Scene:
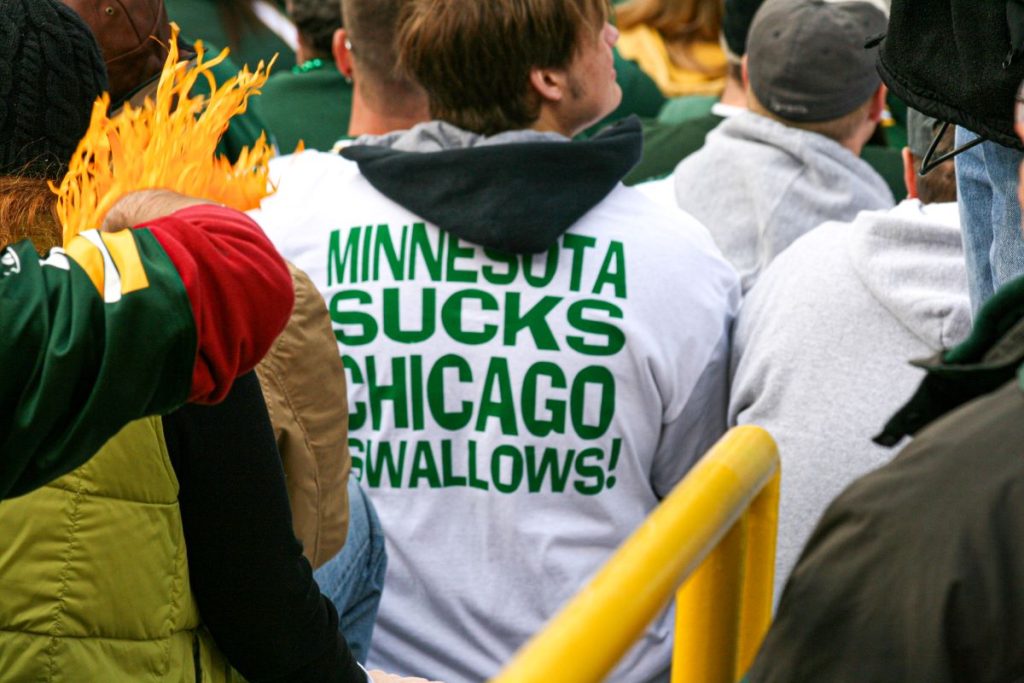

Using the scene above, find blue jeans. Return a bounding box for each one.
[314,477,388,665]
[954,126,1024,312]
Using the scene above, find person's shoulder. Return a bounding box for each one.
[581,183,739,289]
[670,114,754,174]
[260,70,303,95]
[595,183,716,246]
[262,67,348,95]
[255,150,364,238]
[767,218,853,267]
[897,379,1024,477]
[648,115,720,150]
[268,148,361,188]
[740,220,852,316]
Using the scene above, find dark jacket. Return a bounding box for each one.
[747,274,1024,682]
[165,372,363,683]
[878,0,1024,149]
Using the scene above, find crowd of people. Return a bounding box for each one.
[1,0,1022,681]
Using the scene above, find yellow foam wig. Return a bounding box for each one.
[55,26,281,245]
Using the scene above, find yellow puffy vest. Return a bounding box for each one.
[0,417,241,682]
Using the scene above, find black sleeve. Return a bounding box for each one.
[162,372,365,683]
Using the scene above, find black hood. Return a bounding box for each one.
[340,117,642,254]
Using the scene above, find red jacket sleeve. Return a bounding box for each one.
[142,205,294,404]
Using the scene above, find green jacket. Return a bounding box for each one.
[0,417,241,682]
[166,0,296,74]
[0,232,194,499]
[624,112,721,184]
[656,95,717,124]
[259,60,353,153]
[0,206,294,500]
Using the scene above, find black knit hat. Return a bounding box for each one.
[722,0,765,61]
[0,0,109,179]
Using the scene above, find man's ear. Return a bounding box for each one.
[741,54,750,89]
[332,28,354,80]
[868,84,888,123]
[901,147,919,199]
[529,66,568,104]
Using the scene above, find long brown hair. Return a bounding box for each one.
[0,177,61,255]
[616,0,723,73]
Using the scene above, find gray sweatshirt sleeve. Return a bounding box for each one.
[649,323,732,499]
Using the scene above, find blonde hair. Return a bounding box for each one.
[616,0,724,74]
[0,177,61,255]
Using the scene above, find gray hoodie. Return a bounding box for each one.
[673,111,895,292]
[729,200,971,601]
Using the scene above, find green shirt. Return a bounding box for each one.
[166,0,297,73]
[624,112,723,184]
[657,95,718,124]
[0,231,195,500]
[259,59,353,153]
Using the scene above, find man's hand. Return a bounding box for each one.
[367,670,443,683]
[102,189,215,232]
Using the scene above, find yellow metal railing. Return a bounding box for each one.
[491,426,780,683]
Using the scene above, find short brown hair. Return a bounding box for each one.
[916,158,957,204]
[289,0,342,58]
[344,0,416,91]
[749,90,873,145]
[913,123,957,204]
[398,0,609,135]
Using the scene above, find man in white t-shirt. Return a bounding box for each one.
[251,1,740,680]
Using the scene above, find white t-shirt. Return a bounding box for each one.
[252,150,740,683]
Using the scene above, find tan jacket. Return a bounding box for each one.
[257,263,349,569]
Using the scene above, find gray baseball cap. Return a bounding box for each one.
[747,0,888,123]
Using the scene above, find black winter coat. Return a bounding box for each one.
[879,0,1024,149]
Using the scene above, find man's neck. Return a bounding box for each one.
[347,87,430,137]
[718,75,746,109]
[529,108,577,139]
